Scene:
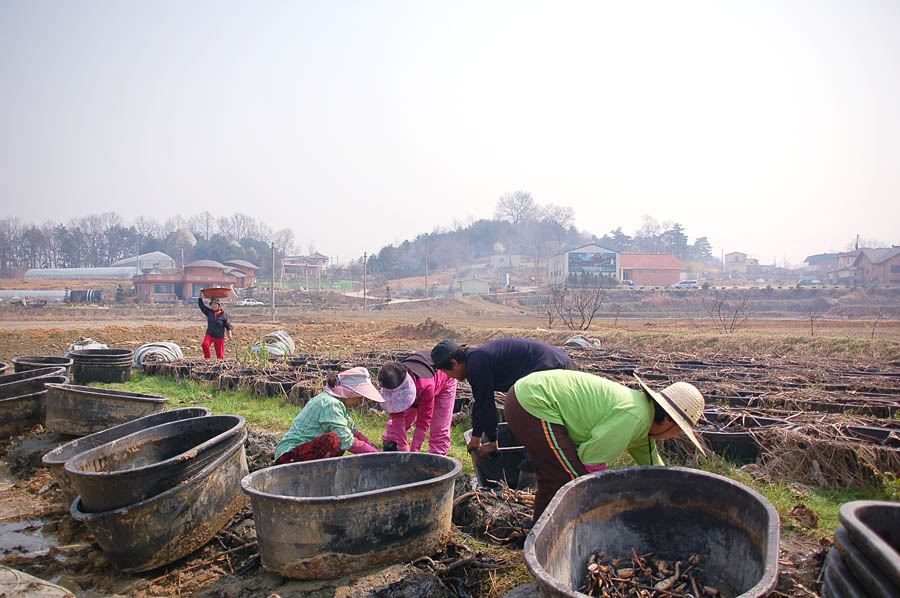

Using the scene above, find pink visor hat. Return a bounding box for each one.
[327,367,384,403]
[380,373,417,414]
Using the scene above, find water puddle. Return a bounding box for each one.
[0,518,57,555]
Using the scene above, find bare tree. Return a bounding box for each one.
[699,290,751,334]
[495,191,538,225]
[806,302,822,337]
[539,293,558,329]
[548,286,605,331]
[871,308,885,339]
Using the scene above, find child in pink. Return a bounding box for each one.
[378,352,458,455]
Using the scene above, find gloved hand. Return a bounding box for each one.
[584,463,607,473]
[348,438,379,454]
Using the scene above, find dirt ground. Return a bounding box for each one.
[1,297,897,597]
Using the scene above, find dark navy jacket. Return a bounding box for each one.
[198,297,232,339]
[465,338,573,441]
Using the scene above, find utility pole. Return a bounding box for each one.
[363,252,367,310]
[424,247,428,299]
[270,243,275,322]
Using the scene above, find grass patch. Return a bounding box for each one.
[98,373,475,472]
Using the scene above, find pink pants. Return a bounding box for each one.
[383,371,457,455]
[202,334,225,359]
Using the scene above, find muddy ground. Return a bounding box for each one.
[1,298,894,597]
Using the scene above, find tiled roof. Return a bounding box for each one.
[857,248,900,265]
[618,253,684,269]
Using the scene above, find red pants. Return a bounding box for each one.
[202,334,226,359]
[274,432,343,464]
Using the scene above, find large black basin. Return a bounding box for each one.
[0,372,69,437]
[71,429,248,572]
[69,349,134,384]
[0,390,48,437]
[839,500,900,593]
[464,423,529,489]
[698,410,787,464]
[525,467,780,598]
[45,383,169,435]
[12,355,73,374]
[42,407,213,505]
[242,452,461,579]
[65,414,246,512]
[0,367,67,399]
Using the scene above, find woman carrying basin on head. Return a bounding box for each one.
[198,296,233,359]
[274,367,383,464]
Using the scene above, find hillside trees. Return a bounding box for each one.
[0,212,296,276]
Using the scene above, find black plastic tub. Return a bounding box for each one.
[0,390,49,436]
[44,383,169,435]
[823,545,869,598]
[839,501,900,592]
[0,372,69,437]
[241,452,461,579]
[833,524,897,597]
[0,366,67,399]
[70,429,248,573]
[12,355,73,375]
[698,410,787,464]
[42,407,213,506]
[524,466,780,598]
[65,414,246,513]
[464,423,529,489]
[0,362,7,376]
[69,349,134,384]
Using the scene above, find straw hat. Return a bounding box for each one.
[633,373,706,456]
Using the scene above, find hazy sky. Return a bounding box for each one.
[2,0,899,266]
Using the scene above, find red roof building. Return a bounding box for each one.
[133,259,245,303]
[618,254,684,286]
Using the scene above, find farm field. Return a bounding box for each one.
[0,295,898,598]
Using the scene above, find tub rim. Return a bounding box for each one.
[42,406,213,467]
[45,382,169,403]
[240,452,462,504]
[523,465,781,598]
[63,413,246,479]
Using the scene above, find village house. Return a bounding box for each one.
[132,259,245,302]
[548,244,618,287]
[618,253,684,286]
[457,278,492,296]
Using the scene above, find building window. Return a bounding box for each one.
[639,269,644,274]
[892,265,900,274]
[652,269,656,274]
[153,284,173,294]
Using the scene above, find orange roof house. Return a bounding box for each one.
[618,254,684,286]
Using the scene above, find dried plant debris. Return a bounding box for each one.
[579,549,727,598]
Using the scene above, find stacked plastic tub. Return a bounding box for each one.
[12,355,73,375]
[822,500,900,597]
[0,367,69,436]
[42,407,213,505]
[68,349,134,384]
[66,414,249,572]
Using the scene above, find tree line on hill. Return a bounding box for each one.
[0,192,716,281]
[361,191,716,281]
[0,212,294,277]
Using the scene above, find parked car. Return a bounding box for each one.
[240,298,265,306]
[670,280,700,289]
[620,279,635,287]
[797,279,821,287]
